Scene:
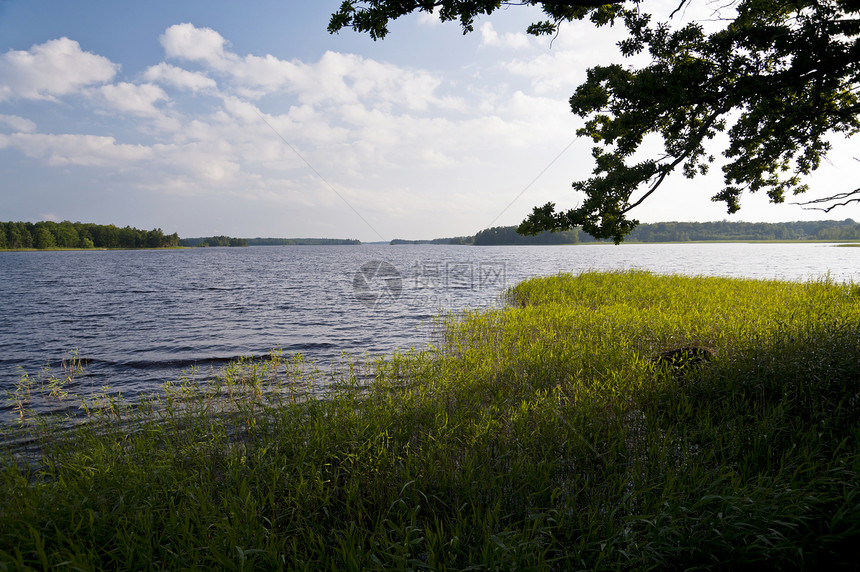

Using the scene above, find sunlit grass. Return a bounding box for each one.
[2,270,859,569]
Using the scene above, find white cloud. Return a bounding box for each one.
[228,52,299,92]
[0,114,37,132]
[498,19,643,96]
[0,133,152,166]
[0,38,118,102]
[143,62,217,92]
[98,82,169,116]
[0,23,617,238]
[260,50,463,112]
[156,24,462,112]
[479,23,532,50]
[160,23,233,68]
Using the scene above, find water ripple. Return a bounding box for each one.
[1,243,856,412]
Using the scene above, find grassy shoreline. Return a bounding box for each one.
[2,271,859,569]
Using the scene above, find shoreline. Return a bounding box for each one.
[0,246,188,252]
[3,239,860,253]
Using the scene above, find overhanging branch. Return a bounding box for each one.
[528,0,625,6]
[621,107,727,214]
[794,156,860,212]
[794,188,860,212]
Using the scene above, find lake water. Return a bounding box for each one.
[1,243,857,417]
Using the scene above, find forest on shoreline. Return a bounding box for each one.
[398,218,860,245]
[179,237,361,247]
[0,221,179,250]
[5,218,859,251]
[0,222,363,251]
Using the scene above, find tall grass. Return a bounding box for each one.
[1,270,858,569]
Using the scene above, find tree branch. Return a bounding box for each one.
[793,157,860,212]
[794,189,860,212]
[669,0,691,19]
[621,107,727,214]
[529,0,625,6]
[622,160,681,213]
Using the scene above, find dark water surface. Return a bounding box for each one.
[1,243,857,414]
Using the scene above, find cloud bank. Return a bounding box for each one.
[0,22,597,239]
[5,16,808,240]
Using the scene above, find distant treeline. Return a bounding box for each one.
[180,237,361,247]
[468,219,860,245]
[474,227,581,245]
[628,219,860,242]
[180,236,249,247]
[245,238,361,246]
[391,236,473,245]
[0,221,180,250]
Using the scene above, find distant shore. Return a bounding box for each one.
[4,239,860,253]
[0,246,187,252]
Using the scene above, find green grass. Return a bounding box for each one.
[2,270,859,570]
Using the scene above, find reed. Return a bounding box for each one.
[1,270,858,569]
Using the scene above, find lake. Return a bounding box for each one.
[1,243,857,417]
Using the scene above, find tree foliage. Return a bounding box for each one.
[473,224,583,244]
[0,221,180,250]
[330,0,860,242]
[328,0,625,40]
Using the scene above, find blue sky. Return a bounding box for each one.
[1,0,857,241]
